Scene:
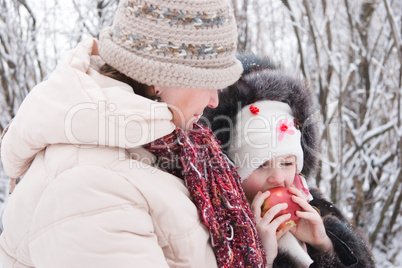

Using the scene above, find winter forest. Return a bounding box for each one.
[0,0,401,267]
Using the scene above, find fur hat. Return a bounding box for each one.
[203,55,320,179]
[98,0,243,90]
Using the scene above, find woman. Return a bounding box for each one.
[0,1,267,267]
[203,57,376,267]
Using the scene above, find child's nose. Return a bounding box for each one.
[267,168,285,187]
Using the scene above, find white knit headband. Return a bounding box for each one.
[229,100,304,182]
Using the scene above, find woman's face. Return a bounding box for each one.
[241,155,297,201]
[156,86,219,130]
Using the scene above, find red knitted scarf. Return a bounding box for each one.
[144,124,267,268]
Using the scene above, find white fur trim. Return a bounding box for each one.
[278,232,314,267]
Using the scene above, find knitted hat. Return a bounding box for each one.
[229,100,304,181]
[99,0,243,90]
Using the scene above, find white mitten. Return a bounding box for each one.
[278,232,313,268]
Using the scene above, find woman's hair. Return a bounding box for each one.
[99,63,159,101]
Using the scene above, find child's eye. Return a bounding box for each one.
[280,162,294,167]
[259,162,270,169]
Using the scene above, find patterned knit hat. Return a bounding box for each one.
[99,0,243,90]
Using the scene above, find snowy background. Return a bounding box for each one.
[0,0,401,266]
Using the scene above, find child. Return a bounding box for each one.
[203,58,375,267]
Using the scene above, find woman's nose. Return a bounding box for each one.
[208,90,219,108]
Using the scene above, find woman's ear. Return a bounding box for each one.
[153,86,165,94]
[151,86,162,102]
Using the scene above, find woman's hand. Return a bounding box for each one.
[250,190,293,266]
[288,185,334,253]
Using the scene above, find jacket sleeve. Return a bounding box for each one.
[307,188,375,268]
[28,166,169,268]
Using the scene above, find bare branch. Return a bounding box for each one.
[370,170,402,244]
[280,0,307,78]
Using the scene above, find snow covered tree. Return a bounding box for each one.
[0,0,400,266]
[234,0,401,266]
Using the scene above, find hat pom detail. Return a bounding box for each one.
[277,119,294,141]
[250,105,259,115]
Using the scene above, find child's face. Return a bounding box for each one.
[241,155,297,201]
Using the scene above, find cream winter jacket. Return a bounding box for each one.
[0,38,218,268]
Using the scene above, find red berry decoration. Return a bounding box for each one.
[250,105,259,115]
[280,123,288,132]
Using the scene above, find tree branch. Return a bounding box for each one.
[280,0,307,78]
[370,170,402,244]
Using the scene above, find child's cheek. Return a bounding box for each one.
[241,181,260,201]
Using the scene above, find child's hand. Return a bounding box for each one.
[250,190,293,266]
[288,186,334,253]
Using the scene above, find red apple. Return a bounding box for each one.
[261,187,301,230]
